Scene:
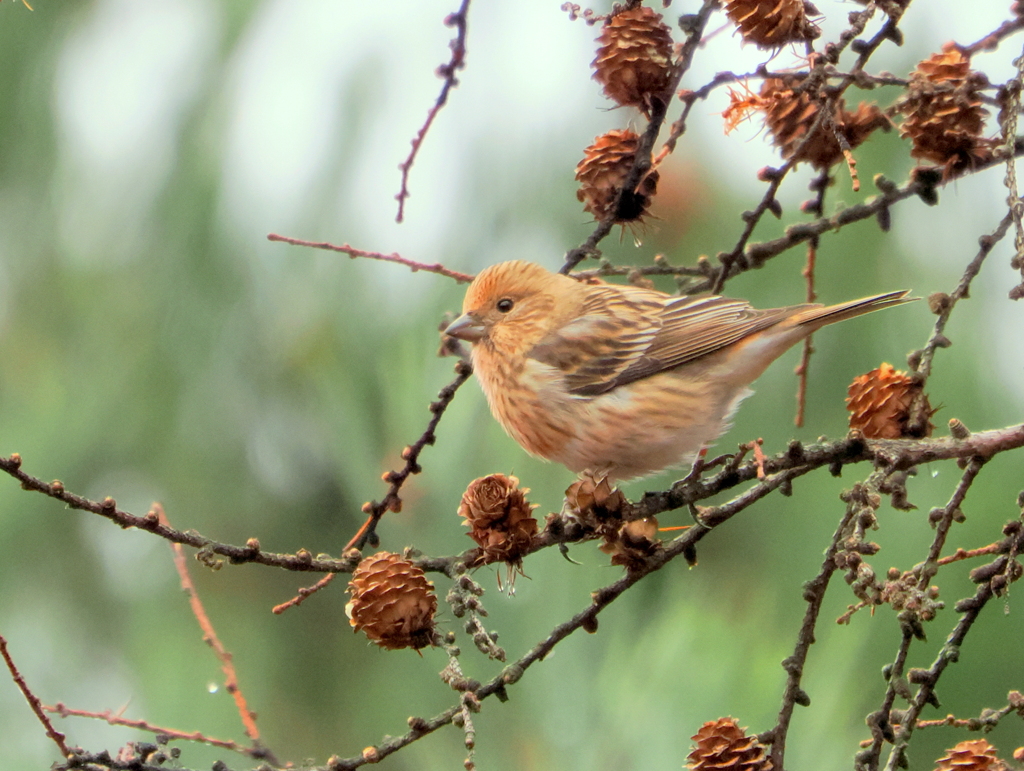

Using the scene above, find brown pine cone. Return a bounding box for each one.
[724,0,820,48]
[592,6,675,114]
[687,717,772,771]
[897,45,998,176]
[346,552,437,650]
[565,472,627,519]
[459,473,538,568]
[759,76,890,169]
[846,363,933,439]
[599,517,661,571]
[934,739,1006,771]
[575,129,659,223]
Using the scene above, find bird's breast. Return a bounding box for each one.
[471,346,577,461]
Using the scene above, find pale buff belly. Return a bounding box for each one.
[475,351,748,481]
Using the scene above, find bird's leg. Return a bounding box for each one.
[677,445,710,488]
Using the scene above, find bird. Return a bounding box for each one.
[445,260,913,482]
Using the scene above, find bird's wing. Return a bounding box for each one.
[526,285,664,395]
[529,287,803,397]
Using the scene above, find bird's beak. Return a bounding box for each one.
[445,313,486,342]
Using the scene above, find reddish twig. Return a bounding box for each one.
[794,240,818,428]
[794,171,827,427]
[936,542,1005,565]
[394,0,472,223]
[267,233,473,283]
[272,572,337,615]
[910,703,1015,730]
[0,633,70,758]
[45,703,265,757]
[741,438,767,479]
[156,504,272,761]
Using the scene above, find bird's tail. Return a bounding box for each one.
[793,290,915,330]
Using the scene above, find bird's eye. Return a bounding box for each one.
[496,298,514,313]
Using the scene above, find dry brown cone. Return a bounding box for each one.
[934,739,1007,771]
[724,0,820,49]
[459,473,538,574]
[346,552,438,651]
[846,362,934,439]
[592,6,675,115]
[898,45,999,177]
[687,717,772,771]
[575,129,659,224]
[599,516,661,571]
[565,472,627,520]
[758,76,891,169]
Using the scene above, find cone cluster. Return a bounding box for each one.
[934,739,1006,771]
[758,76,890,169]
[592,6,675,114]
[724,0,820,48]
[598,517,661,571]
[580,5,675,226]
[565,473,627,517]
[346,552,437,650]
[846,363,933,439]
[575,129,659,223]
[898,45,997,175]
[458,473,538,567]
[687,718,773,771]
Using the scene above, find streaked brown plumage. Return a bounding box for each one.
[446,261,913,481]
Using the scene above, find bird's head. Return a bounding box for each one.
[445,261,578,353]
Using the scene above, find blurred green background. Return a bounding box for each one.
[1,1,1022,769]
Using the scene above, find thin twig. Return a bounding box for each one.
[0,454,360,573]
[858,459,998,771]
[961,15,1024,56]
[46,703,267,758]
[911,210,1013,381]
[271,572,338,615]
[267,233,474,283]
[0,633,70,758]
[395,0,472,223]
[709,0,888,293]
[1001,40,1024,299]
[767,494,860,769]
[157,504,274,762]
[274,361,474,613]
[921,459,987,572]
[910,702,1015,730]
[345,360,473,551]
[794,170,828,427]
[936,542,1005,565]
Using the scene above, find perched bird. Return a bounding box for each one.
[445,261,912,482]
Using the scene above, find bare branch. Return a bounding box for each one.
[46,703,267,758]
[159,504,274,762]
[395,0,472,223]
[267,233,474,283]
[0,634,70,758]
